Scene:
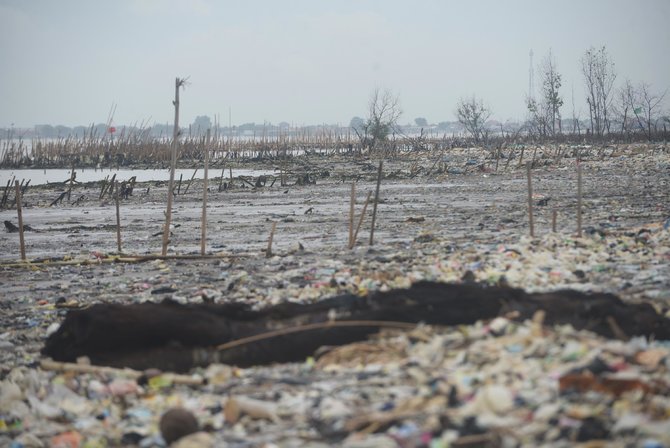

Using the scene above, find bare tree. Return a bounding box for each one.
[541,50,563,135]
[526,50,563,139]
[525,96,551,138]
[633,82,667,139]
[456,95,491,142]
[353,88,402,150]
[581,46,616,136]
[614,79,637,135]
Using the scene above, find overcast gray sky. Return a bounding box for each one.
[1,0,668,128]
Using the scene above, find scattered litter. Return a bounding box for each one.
[1,145,669,446]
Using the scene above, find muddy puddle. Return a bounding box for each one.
[0,167,275,186]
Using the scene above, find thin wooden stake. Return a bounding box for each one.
[66,167,75,201]
[201,129,210,255]
[266,221,277,257]
[162,77,184,256]
[177,173,183,195]
[183,168,198,195]
[531,146,537,167]
[14,181,26,261]
[218,162,225,191]
[369,160,383,245]
[115,181,122,253]
[349,183,355,248]
[552,208,557,233]
[350,191,372,249]
[526,162,535,238]
[577,161,583,238]
[108,174,117,198]
[99,175,108,200]
[1,177,14,209]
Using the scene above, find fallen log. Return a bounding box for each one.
[42,281,670,372]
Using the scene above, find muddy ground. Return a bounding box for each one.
[3,144,669,278]
[2,143,670,357]
[1,143,669,447]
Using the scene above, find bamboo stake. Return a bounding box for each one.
[162,77,184,256]
[218,162,225,191]
[177,173,183,195]
[531,146,537,167]
[201,129,210,255]
[577,161,583,238]
[104,174,117,199]
[266,221,277,257]
[369,161,383,245]
[183,168,198,195]
[349,183,355,248]
[350,191,372,249]
[526,162,535,238]
[66,167,75,201]
[115,181,122,253]
[552,208,557,233]
[2,176,15,208]
[14,181,26,261]
[99,175,108,200]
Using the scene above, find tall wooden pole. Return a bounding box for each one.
[218,162,225,192]
[577,161,583,238]
[552,208,557,233]
[201,129,210,255]
[14,181,26,261]
[266,221,277,258]
[115,181,122,253]
[67,167,75,201]
[349,183,355,248]
[369,160,383,245]
[162,78,182,256]
[350,191,372,249]
[526,162,535,238]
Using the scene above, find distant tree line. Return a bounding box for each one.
[523,46,667,141]
[3,45,667,147]
[346,46,667,151]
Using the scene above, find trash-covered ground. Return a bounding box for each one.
[1,144,670,447]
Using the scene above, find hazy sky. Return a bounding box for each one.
[1,0,668,128]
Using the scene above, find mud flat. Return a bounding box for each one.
[1,144,669,447]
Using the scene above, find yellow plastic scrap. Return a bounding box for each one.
[148,375,173,390]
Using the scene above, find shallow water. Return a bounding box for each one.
[0,167,275,186]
